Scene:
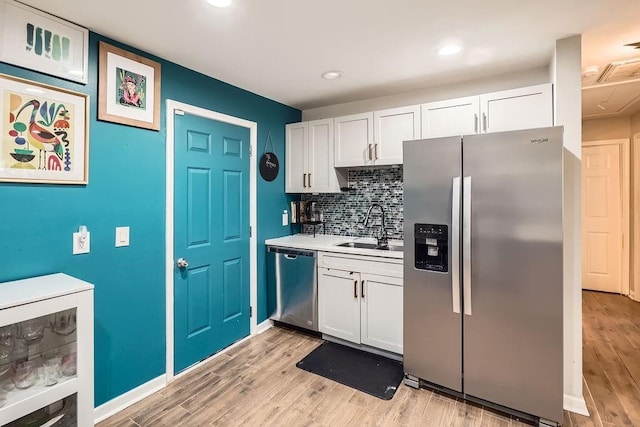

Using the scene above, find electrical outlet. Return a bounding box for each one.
[72,232,90,255]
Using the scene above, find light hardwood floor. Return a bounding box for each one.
[98,291,639,427]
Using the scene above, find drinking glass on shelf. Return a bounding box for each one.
[61,352,77,376]
[0,326,13,360]
[18,319,45,345]
[51,310,76,336]
[12,361,37,389]
[43,358,61,386]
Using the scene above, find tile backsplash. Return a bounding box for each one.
[301,167,403,240]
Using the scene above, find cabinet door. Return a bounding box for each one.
[334,112,374,167]
[421,96,479,138]
[480,83,553,133]
[374,105,421,166]
[308,119,340,193]
[318,268,361,343]
[360,274,403,354]
[285,122,308,193]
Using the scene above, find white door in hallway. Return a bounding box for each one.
[582,144,622,293]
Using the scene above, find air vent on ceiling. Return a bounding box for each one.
[597,57,640,84]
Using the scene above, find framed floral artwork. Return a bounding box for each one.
[0,0,89,84]
[0,73,89,183]
[98,42,161,131]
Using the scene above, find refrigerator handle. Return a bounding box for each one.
[451,177,461,314]
[463,176,472,316]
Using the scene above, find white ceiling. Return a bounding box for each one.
[17,0,640,114]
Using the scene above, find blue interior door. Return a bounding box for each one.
[174,112,250,373]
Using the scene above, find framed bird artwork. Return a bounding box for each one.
[0,73,89,184]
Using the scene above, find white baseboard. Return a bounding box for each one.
[256,319,273,334]
[94,375,166,424]
[563,393,589,416]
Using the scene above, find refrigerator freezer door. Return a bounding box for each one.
[403,137,463,393]
[461,127,564,422]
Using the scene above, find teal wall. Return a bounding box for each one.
[0,32,300,405]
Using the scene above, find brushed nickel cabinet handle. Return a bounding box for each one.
[368,144,373,160]
[303,173,307,188]
[474,114,478,134]
[482,113,487,133]
[308,173,312,188]
[374,144,379,160]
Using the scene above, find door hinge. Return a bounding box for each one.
[249,306,253,317]
[175,109,184,116]
[249,226,252,237]
[249,145,253,157]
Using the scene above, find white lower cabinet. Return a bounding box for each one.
[0,273,94,427]
[318,253,403,354]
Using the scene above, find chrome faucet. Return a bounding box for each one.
[363,203,388,247]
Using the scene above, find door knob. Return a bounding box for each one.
[177,258,189,268]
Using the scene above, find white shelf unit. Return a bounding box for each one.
[0,273,94,426]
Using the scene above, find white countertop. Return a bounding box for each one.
[0,273,94,310]
[265,234,403,259]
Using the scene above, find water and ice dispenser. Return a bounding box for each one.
[414,223,448,272]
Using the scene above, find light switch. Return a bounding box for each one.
[115,226,130,247]
[282,210,288,226]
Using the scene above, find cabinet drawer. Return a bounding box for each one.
[318,252,402,279]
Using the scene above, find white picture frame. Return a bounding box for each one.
[0,0,89,84]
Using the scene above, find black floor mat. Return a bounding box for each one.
[296,341,404,400]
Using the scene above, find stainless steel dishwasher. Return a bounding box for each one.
[267,246,318,331]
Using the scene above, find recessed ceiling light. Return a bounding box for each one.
[321,70,342,80]
[207,0,231,7]
[435,45,462,56]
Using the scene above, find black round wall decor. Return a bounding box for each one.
[259,152,279,181]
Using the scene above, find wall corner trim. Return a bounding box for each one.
[563,393,589,416]
[256,319,274,334]
[94,375,166,423]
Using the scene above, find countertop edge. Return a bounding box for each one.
[265,234,404,260]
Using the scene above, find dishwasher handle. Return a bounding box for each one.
[267,246,316,258]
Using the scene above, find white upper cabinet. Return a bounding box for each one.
[285,119,342,193]
[285,122,307,193]
[480,83,553,133]
[335,105,420,167]
[373,105,421,166]
[421,96,480,138]
[334,112,374,167]
[421,83,553,139]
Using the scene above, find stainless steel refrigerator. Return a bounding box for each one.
[403,127,563,424]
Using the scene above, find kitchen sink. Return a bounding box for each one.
[336,242,403,252]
